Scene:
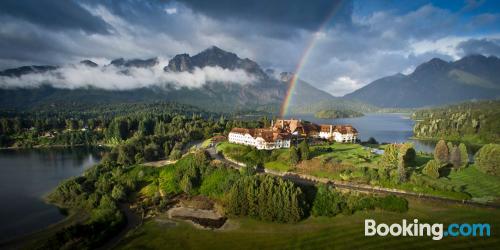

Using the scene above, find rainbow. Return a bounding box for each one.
[279,1,345,118]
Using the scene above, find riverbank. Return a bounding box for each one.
[0,209,88,248]
[0,143,112,150]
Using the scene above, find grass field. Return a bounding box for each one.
[264,160,292,172]
[311,143,380,166]
[447,166,500,203]
[116,199,499,250]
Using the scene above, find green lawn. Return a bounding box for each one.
[311,143,380,166]
[116,199,499,250]
[201,139,212,148]
[447,166,500,202]
[264,161,292,172]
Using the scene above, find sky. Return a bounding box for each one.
[0,0,499,96]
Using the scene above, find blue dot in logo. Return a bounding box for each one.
[444,232,448,237]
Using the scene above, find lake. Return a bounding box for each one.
[289,113,437,153]
[0,147,103,242]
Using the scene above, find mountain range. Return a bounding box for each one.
[0,46,499,113]
[344,55,500,108]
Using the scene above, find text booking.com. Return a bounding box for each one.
[365,219,491,240]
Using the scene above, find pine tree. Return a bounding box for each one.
[289,146,299,165]
[298,140,310,161]
[458,143,468,168]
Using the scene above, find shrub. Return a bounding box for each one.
[474,144,500,176]
[312,185,346,217]
[376,195,408,213]
[423,159,440,179]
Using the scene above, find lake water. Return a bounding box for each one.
[289,113,437,153]
[0,147,103,242]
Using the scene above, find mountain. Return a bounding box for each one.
[80,60,98,67]
[0,65,57,77]
[277,72,378,114]
[344,55,500,108]
[165,46,268,79]
[0,47,284,112]
[0,46,375,114]
[110,57,159,68]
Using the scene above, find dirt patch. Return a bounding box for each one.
[142,159,176,167]
[179,195,215,210]
[168,207,227,229]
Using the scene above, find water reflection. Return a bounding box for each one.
[0,147,103,242]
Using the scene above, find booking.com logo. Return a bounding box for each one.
[365,219,491,240]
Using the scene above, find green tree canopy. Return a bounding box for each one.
[474,144,500,176]
[434,139,449,165]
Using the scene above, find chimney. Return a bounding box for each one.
[330,125,332,134]
[271,119,274,128]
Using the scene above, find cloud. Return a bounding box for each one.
[165,8,178,15]
[175,0,352,31]
[457,38,500,56]
[0,0,110,34]
[0,0,499,98]
[0,60,257,90]
[326,76,363,96]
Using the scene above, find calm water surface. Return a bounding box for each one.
[290,113,437,153]
[0,147,103,242]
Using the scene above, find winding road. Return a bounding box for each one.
[206,145,500,209]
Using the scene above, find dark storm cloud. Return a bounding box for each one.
[175,0,352,30]
[457,38,500,56]
[0,0,499,95]
[0,0,110,34]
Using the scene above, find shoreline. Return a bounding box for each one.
[0,143,113,150]
[0,208,88,249]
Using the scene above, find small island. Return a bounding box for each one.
[314,109,364,119]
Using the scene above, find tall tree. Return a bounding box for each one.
[474,144,500,176]
[434,139,449,165]
[381,144,399,169]
[298,140,310,161]
[423,159,440,179]
[397,143,415,182]
[458,143,468,168]
[449,146,461,169]
[289,146,299,165]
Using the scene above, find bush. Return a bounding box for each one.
[423,159,440,179]
[199,168,240,198]
[311,185,346,217]
[376,195,408,213]
[474,144,500,176]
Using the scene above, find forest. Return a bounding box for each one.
[412,100,500,144]
[314,109,364,119]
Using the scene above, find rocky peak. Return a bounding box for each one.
[279,72,295,82]
[164,54,193,72]
[110,58,158,68]
[165,46,268,79]
[80,60,98,67]
[413,57,450,76]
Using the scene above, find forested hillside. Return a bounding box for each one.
[412,100,500,144]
